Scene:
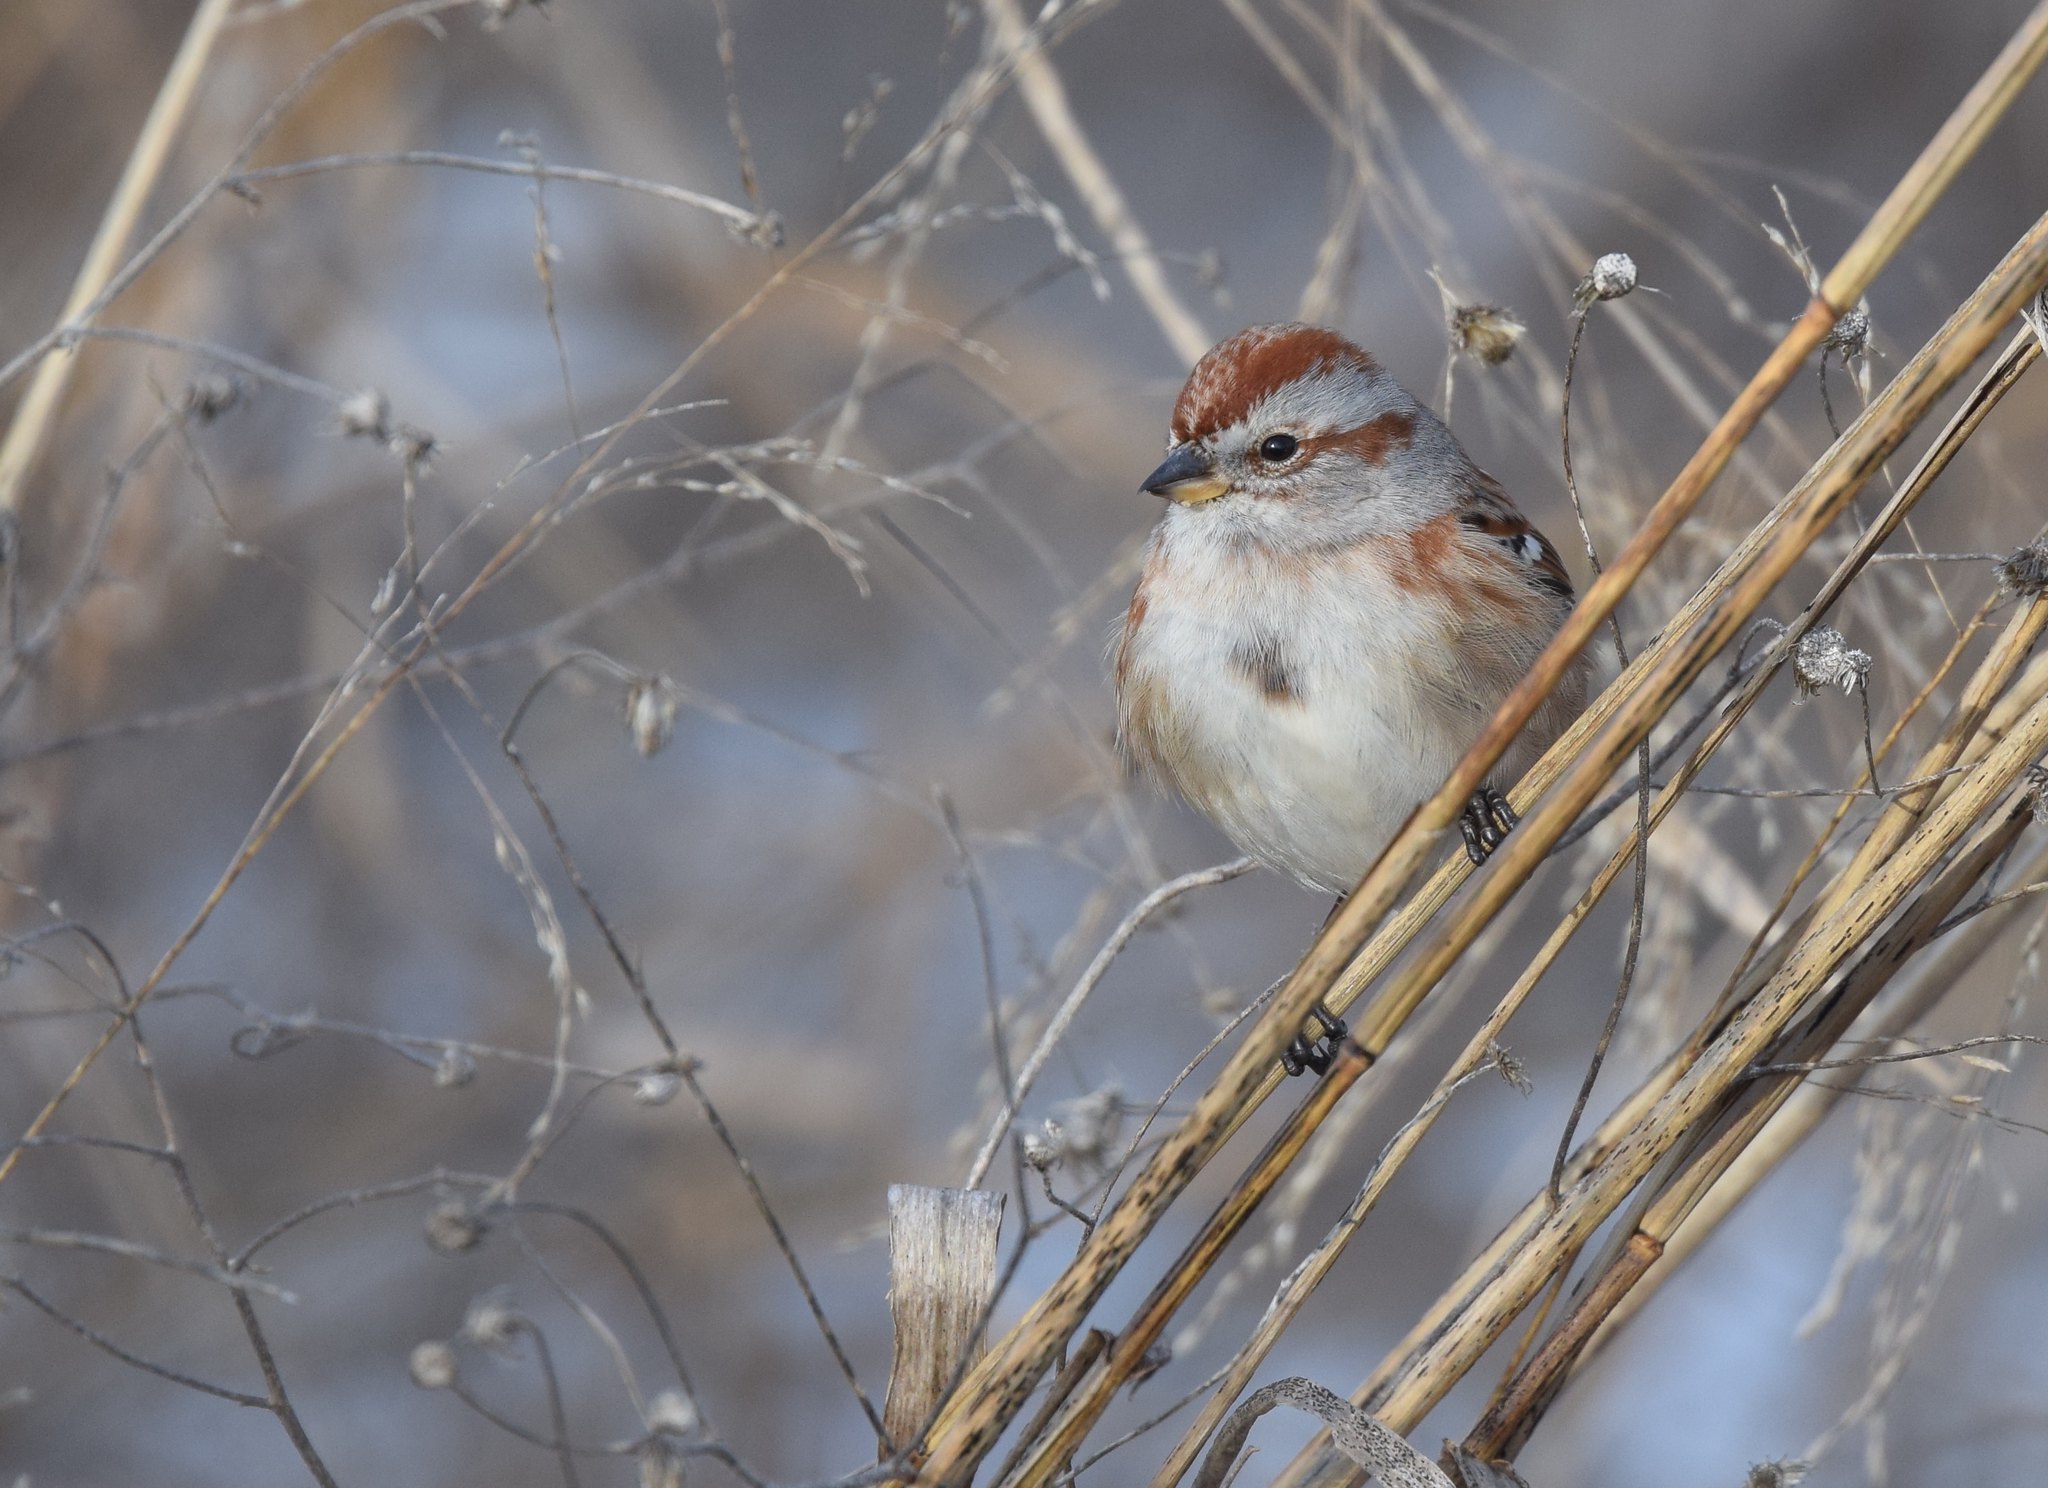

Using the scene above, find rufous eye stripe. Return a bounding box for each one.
[1299,409,1416,467]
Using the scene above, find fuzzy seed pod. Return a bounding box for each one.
[1824,306,1871,359]
[1997,539,2048,599]
[1793,627,1871,697]
[1450,304,1527,366]
[1574,252,1638,310]
[426,1201,484,1253]
[626,675,682,758]
[408,1341,459,1390]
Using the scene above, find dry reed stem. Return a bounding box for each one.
[1185,112,2042,1184]
[0,0,237,514]
[1463,806,2033,1459]
[1580,837,2048,1357]
[1148,538,2024,1479]
[1282,204,2048,1475]
[1330,206,2047,1127]
[983,0,1211,363]
[903,26,2048,1475]
[1928,648,2048,812]
[1297,0,2048,1067]
[1361,713,2048,1446]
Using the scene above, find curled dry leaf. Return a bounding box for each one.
[1193,1377,1455,1488]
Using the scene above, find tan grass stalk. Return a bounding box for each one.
[981,0,1211,364]
[1580,836,2048,1360]
[1362,704,2048,1439]
[0,0,238,514]
[1462,805,2035,1459]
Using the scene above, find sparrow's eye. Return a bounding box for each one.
[1258,433,1300,462]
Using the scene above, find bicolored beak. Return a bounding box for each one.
[1140,443,1230,504]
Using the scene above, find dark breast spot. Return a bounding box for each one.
[1231,630,1303,703]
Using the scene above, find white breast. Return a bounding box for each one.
[1119,515,1469,893]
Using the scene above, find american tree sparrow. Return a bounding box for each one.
[1115,323,1588,969]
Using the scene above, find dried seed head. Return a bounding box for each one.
[626,674,682,758]
[1824,305,1871,360]
[1449,303,1527,366]
[1031,1086,1123,1175]
[1129,1340,1171,1388]
[1745,1462,1809,1488]
[646,1388,700,1436]
[433,1046,477,1088]
[730,211,785,250]
[1997,539,2048,600]
[408,1340,459,1390]
[426,1200,484,1253]
[1793,627,1871,697]
[462,1291,522,1351]
[392,423,437,468]
[337,388,392,442]
[1575,251,1638,309]
[1487,1039,1532,1096]
[632,1071,681,1106]
[183,375,241,422]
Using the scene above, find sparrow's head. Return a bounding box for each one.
[1142,323,1453,540]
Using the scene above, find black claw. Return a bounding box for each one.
[1459,808,1487,865]
[1280,1002,1347,1077]
[1461,788,1520,865]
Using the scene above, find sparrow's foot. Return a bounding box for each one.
[1280,1001,1348,1078]
[1459,786,1519,866]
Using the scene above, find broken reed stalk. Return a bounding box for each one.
[901,14,2048,1477]
[882,1186,1005,1464]
[986,209,2048,1488]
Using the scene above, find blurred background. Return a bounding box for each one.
[2,1,2046,1484]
